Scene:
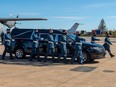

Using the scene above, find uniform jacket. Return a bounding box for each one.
[1,32,4,38]
[103,37,112,50]
[59,34,67,53]
[32,33,40,48]
[4,33,12,46]
[91,36,100,43]
[74,35,82,50]
[47,34,54,48]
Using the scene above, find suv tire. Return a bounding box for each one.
[82,51,90,63]
[15,48,25,59]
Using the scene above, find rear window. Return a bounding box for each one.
[11,29,33,39]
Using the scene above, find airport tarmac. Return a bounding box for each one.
[0,38,116,87]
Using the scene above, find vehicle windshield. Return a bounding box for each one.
[68,34,86,42]
[68,35,75,40]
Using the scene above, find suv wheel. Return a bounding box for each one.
[83,51,90,63]
[15,48,25,59]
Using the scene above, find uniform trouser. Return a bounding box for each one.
[29,47,40,61]
[44,48,55,62]
[103,43,113,57]
[106,48,113,57]
[58,49,67,63]
[71,49,83,64]
[2,45,13,59]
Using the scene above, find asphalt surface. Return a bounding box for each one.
[0,38,116,87]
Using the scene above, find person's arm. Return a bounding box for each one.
[93,36,100,41]
[107,38,112,45]
[33,34,40,40]
[95,38,100,41]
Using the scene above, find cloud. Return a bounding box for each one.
[50,16,89,20]
[107,16,116,19]
[84,2,116,8]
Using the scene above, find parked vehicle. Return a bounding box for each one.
[10,27,106,63]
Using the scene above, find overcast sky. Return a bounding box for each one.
[0,0,116,31]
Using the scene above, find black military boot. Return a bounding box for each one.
[111,54,115,58]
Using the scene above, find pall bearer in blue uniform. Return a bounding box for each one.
[2,29,13,60]
[103,34,115,58]
[29,29,40,61]
[91,33,100,43]
[44,29,55,62]
[70,31,84,64]
[58,30,68,63]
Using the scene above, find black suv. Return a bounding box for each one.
[11,27,106,63]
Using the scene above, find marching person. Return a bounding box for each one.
[57,30,67,63]
[91,33,100,43]
[29,29,40,61]
[44,29,55,62]
[70,31,84,64]
[2,29,13,60]
[103,34,115,58]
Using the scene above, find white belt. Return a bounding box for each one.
[61,42,66,44]
[5,40,11,42]
[48,41,53,43]
[75,42,82,44]
[33,41,38,43]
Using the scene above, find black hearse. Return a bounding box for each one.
[10,27,106,63]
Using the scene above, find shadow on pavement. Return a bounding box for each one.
[71,66,98,72]
[0,55,99,67]
[88,61,99,64]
